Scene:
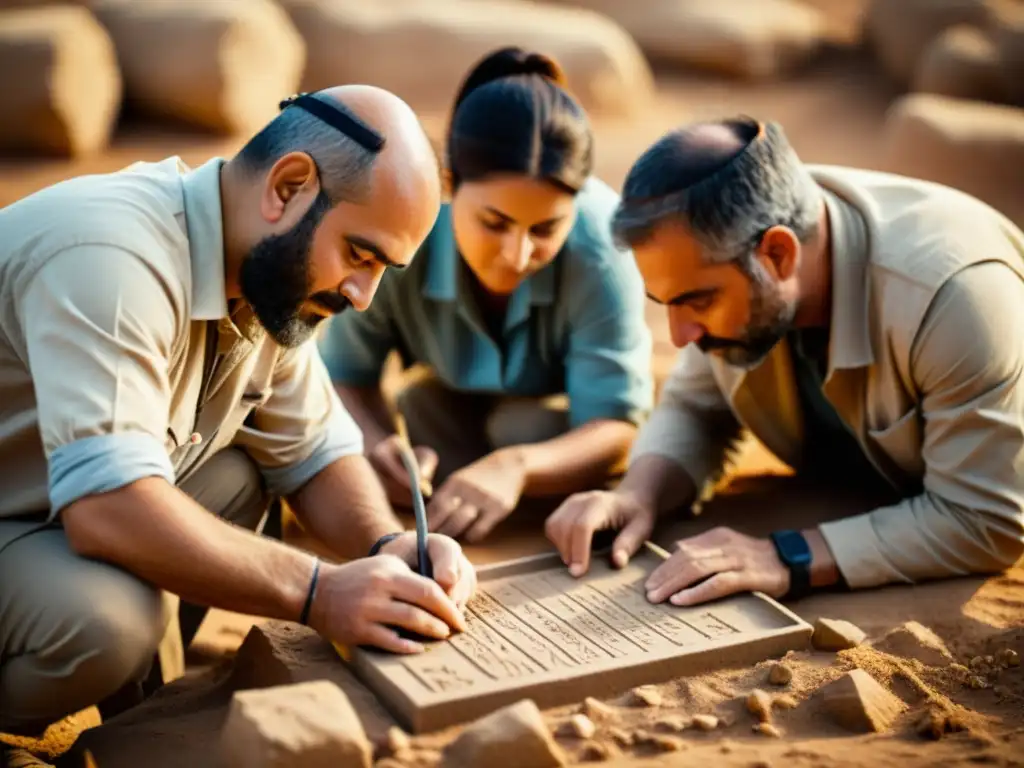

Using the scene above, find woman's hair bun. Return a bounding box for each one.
[453,46,568,110]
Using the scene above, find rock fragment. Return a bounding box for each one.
[692,714,719,731]
[440,699,566,768]
[875,622,953,667]
[629,686,663,707]
[812,618,867,651]
[747,690,774,722]
[819,669,907,733]
[220,680,372,768]
[768,663,793,686]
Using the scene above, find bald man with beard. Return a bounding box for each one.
[0,86,475,751]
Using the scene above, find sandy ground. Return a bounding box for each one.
[2,36,1022,768]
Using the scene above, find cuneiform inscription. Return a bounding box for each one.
[470,589,578,671]
[484,584,605,665]
[449,607,542,680]
[690,611,740,638]
[513,575,637,658]
[535,572,667,652]
[403,661,477,693]
[592,579,711,647]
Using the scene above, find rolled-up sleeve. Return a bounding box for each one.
[22,246,181,515]
[564,258,654,428]
[234,340,363,497]
[317,279,398,387]
[820,262,1024,588]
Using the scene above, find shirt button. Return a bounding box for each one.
[190,432,203,445]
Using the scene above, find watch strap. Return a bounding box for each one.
[770,530,812,601]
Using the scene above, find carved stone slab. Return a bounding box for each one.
[346,545,813,733]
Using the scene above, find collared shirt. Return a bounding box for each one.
[0,156,362,529]
[631,164,1024,589]
[787,191,888,485]
[318,176,654,429]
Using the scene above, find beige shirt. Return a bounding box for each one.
[631,165,1024,589]
[0,156,362,544]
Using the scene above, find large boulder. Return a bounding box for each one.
[912,24,1007,103]
[278,0,654,118]
[91,0,306,135]
[864,0,996,87]
[882,92,1024,225]
[548,0,826,80]
[0,5,121,157]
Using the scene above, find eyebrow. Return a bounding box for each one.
[646,287,719,306]
[483,206,565,228]
[345,234,404,269]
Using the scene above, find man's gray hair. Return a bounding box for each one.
[235,97,378,204]
[612,119,822,264]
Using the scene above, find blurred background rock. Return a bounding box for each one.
[0,0,1020,229]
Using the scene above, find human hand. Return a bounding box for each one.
[644,527,789,606]
[545,489,656,577]
[368,434,438,507]
[377,530,478,611]
[426,449,527,543]
[308,554,467,655]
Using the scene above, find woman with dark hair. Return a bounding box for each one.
[318,46,652,544]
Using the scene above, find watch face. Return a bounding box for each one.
[775,531,812,566]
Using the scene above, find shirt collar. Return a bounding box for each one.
[181,157,229,321]
[819,183,874,377]
[421,204,558,309]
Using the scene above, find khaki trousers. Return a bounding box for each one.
[0,448,268,735]
[395,370,571,484]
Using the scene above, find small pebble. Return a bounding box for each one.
[608,727,633,747]
[768,663,793,686]
[581,697,617,721]
[630,686,663,707]
[996,648,1020,668]
[382,726,411,757]
[774,694,799,710]
[650,735,685,752]
[753,722,782,738]
[579,741,611,762]
[968,675,989,689]
[654,716,689,733]
[969,655,988,672]
[559,714,596,740]
[692,714,719,731]
[747,689,773,722]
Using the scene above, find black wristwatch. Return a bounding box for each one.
[770,530,813,601]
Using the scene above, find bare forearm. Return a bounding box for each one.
[516,420,637,497]
[618,453,699,516]
[289,454,403,560]
[335,384,394,452]
[61,478,314,621]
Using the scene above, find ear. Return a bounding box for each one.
[755,225,800,281]
[260,151,320,224]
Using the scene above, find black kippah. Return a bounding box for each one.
[279,92,386,153]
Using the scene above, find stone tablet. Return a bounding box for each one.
[347,545,813,733]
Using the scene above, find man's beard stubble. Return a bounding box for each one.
[697,257,797,370]
[238,190,352,348]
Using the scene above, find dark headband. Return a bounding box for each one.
[278,92,385,153]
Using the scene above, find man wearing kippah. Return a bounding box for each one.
[0,86,476,763]
[546,117,1024,607]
